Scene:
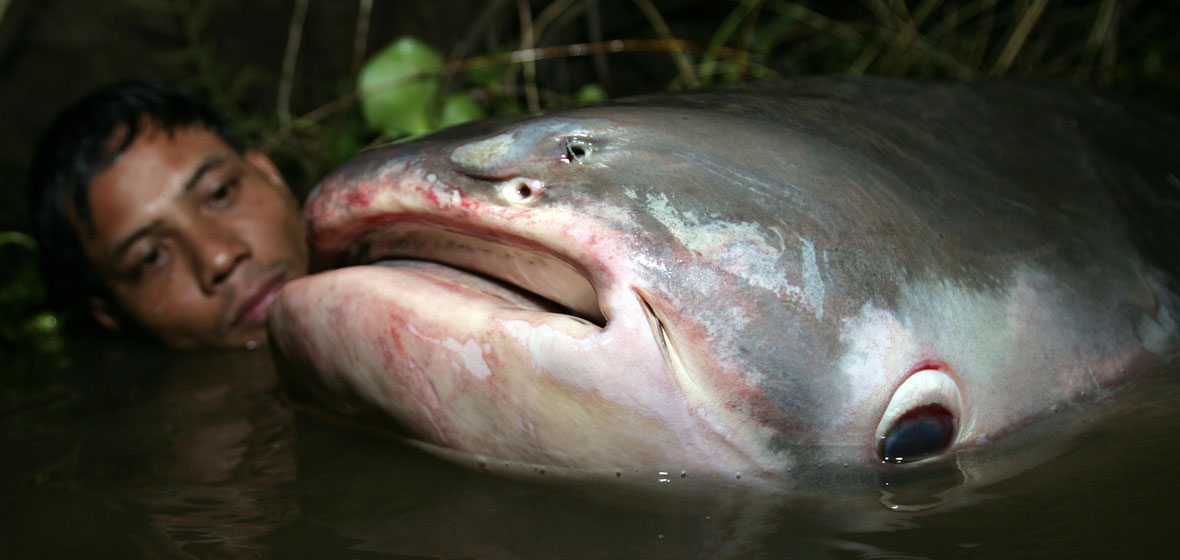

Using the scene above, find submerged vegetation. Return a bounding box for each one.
[1,0,1176,368]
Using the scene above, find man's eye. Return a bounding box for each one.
[208,178,239,208]
[141,247,161,266]
[124,244,167,279]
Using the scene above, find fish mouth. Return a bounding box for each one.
[335,222,608,328]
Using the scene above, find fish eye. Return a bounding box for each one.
[562,137,592,163]
[879,403,956,463]
[876,368,962,464]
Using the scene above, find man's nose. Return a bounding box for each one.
[190,223,250,293]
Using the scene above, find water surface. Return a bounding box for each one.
[2,344,1177,558]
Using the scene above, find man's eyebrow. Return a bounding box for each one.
[184,154,228,193]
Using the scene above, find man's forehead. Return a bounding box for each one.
[76,125,234,250]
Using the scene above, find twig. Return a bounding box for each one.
[990,0,1049,77]
[631,0,700,87]
[352,0,374,76]
[278,0,309,126]
[1085,0,1119,86]
[261,92,357,155]
[518,0,540,113]
[585,0,610,88]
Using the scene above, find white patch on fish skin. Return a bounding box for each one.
[445,338,493,379]
[836,303,916,430]
[799,237,825,321]
[641,192,818,315]
[631,250,669,273]
[407,324,492,379]
[566,226,595,244]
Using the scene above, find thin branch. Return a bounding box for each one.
[351,0,374,76]
[277,0,309,126]
[517,0,540,113]
[990,0,1049,77]
[631,0,700,87]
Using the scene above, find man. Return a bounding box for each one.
[27,81,308,349]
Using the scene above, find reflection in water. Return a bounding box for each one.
[0,345,1178,558]
[117,350,299,559]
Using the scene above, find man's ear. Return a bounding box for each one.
[245,150,286,188]
[89,296,123,332]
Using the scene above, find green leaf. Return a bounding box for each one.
[438,93,485,129]
[358,37,445,137]
[573,83,609,104]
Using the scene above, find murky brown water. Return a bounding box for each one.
[2,344,1178,559]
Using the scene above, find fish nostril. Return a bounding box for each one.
[498,177,545,204]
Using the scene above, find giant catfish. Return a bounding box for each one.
[268,76,1179,493]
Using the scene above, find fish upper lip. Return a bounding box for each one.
[231,272,290,328]
[347,223,607,327]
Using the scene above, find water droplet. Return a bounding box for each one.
[680,471,687,478]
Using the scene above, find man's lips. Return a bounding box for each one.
[232,273,290,328]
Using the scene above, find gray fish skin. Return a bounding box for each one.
[267,76,1179,490]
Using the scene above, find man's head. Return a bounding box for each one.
[28,81,308,349]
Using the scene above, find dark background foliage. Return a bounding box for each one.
[0,0,1176,360]
[2,0,1176,229]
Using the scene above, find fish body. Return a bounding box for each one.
[268,76,1179,489]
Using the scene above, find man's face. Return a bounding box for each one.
[76,124,308,349]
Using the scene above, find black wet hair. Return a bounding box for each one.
[27,80,244,313]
